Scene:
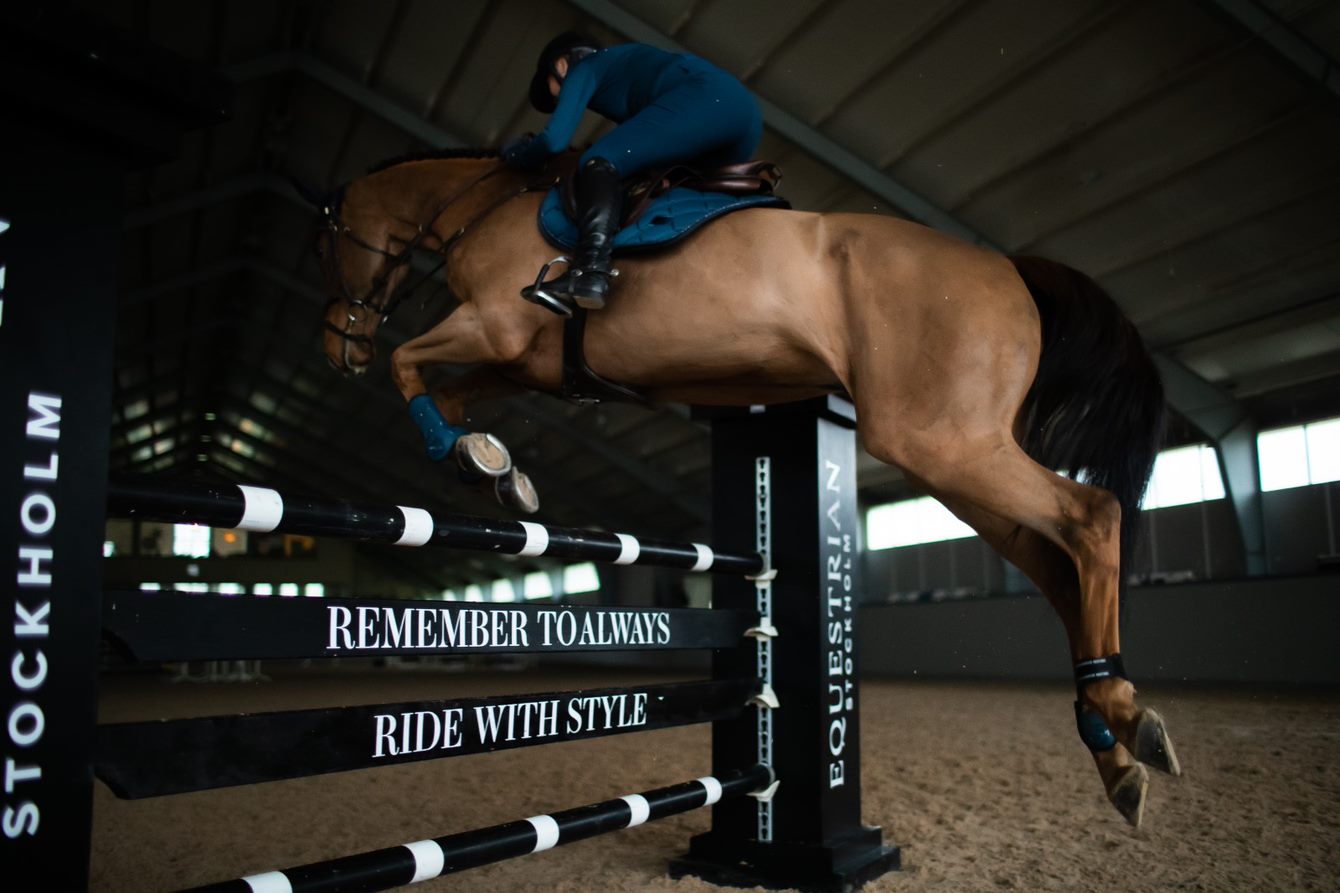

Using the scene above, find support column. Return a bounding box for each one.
[0,11,229,888]
[672,397,900,891]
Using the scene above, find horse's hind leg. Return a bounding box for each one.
[870,429,1176,826]
[921,487,1177,825]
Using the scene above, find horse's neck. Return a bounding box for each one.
[378,160,523,233]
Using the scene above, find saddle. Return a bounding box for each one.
[561,160,784,229]
[550,159,786,407]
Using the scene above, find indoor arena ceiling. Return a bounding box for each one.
[87,0,1340,587]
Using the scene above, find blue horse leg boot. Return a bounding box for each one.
[408,394,467,461]
[1074,701,1118,753]
[569,156,623,310]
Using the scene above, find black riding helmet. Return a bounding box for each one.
[528,31,602,114]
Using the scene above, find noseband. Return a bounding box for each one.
[321,165,558,372]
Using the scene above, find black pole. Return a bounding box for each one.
[672,397,901,891]
[181,765,773,893]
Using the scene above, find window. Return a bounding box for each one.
[1141,444,1225,509]
[139,582,162,591]
[278,583,300,597]
[464,584,485,602]
[491,579,518,603]
[103,541,115,557]
[172,524,210,558]
[216,583,246,595]
[562,563,600,594]
[866,497,975,550]
[523,571,554,600]
[253,583,274,596]
[304,583,325,598]
[1260,417,1340,492]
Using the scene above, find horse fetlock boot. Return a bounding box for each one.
[454,433,512,481]
[1133,708,1181,777]
[570,156,622,310]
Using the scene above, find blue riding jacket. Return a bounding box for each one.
[506,43,762,177]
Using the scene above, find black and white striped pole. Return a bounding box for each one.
[181,766,773,893]
[107,474,764,575]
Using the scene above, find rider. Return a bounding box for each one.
[502,33,763,313]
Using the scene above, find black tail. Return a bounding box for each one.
[1010,256,1166,595]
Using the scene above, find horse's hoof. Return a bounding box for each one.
[1107,763,1148,829]
[496,467,540,514]
[1134,708,1182,777]
[455,433,512,480]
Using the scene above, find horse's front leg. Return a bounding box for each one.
[389,307,540,513]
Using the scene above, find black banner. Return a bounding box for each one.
[96,678,757,799]
[103,590,759,659]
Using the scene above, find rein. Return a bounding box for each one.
[322,164,557,367]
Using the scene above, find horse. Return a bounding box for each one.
[308,147,1179,829]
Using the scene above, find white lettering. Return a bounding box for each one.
[10,651,46,691]
[25,394,62,441]
[2,803,39,838]
[19,493,54,537]
[4,758,41,793]
[8,702,43,747]
[16,548,52,587]
[327,606,353,650]
[22,452,58,481]
[13,600,50,637]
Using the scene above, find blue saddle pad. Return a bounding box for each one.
[538,185,789,253]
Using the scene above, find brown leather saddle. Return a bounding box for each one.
[560,160,784,406]
[561,159,783,228]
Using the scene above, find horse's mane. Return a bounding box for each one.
[366,147,499,175]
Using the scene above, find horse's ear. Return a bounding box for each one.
[288,175,331,211]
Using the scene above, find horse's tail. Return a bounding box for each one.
[1010,255,1166,594]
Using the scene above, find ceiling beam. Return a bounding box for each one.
[1207,0,1340,99]
[226,51,469,149]
[123,172,307,229]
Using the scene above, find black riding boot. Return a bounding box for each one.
[568,156,622,309]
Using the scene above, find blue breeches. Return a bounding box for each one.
[582,73,763,177]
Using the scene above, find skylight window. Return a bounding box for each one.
[491,579,518,603]
[562,563,600,594]
[865,497,975,550]
[1259,417,1340,492]
[524,571,554,600]
[172,524,210,558]
[1141,444,1226,509]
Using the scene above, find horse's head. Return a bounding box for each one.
[303,179,416,376]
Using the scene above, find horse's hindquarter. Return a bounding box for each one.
[824,213,1043,438]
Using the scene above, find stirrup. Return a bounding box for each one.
[520,256,574,318]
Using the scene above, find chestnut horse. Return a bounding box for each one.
[312,148,1179,828]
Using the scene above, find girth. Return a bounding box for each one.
[561,308,651,406]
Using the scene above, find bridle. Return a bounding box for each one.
[320,163,557,372]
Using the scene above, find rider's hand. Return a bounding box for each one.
[501,132,538,169]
